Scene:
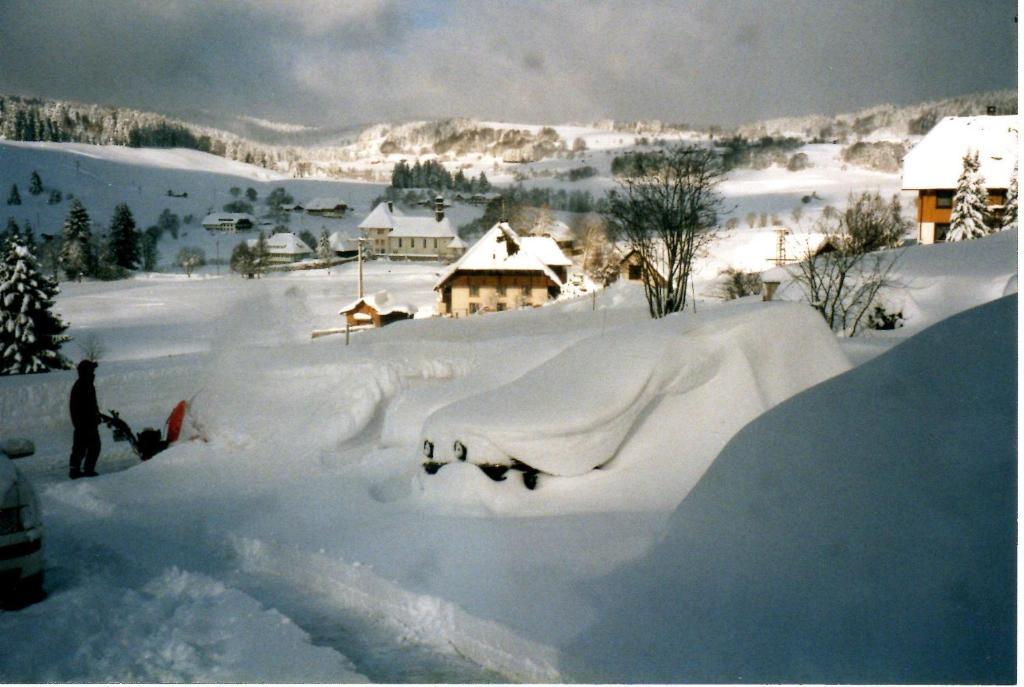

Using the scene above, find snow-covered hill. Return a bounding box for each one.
[7,90,1013,184]
[0,141,392,268]
[736,88,1017,141]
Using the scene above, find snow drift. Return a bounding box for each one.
[413,302,851,512]
[560,295,1017,683]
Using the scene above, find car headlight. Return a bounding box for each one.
[19,501,39,530]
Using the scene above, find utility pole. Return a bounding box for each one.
[357,238,366,298]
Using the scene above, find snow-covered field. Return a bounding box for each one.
[0,143,1016,682]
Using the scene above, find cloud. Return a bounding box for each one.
[0,0,1016,128]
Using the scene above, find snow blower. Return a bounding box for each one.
[100,400,188,461]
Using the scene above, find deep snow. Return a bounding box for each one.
[0,142,1017,683]
[561,295,1017,683]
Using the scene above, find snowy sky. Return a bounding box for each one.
[0,0,1017,128]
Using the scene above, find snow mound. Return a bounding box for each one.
[562,295,1016,683]
[415,302,850,511]
[0,567,367,683]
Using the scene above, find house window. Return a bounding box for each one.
[398,238,403,248]
[469,283,479,297]
[469,303,479,314]
[935,223,950,242]
[935,191,954,209]
[497,284,506,296]
[423,239,427,248]
[628,264,642,281]
[496,303,506,312]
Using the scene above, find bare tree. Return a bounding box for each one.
[787,198,903,336]
[176,246,205,278]
[841,191,911,252]
[603,145,724,318]
[716,267,762,300]
[75,333,105,362]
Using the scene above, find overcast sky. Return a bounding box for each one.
[0,0,1016,128]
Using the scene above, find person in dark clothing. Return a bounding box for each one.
[69,359,101,479]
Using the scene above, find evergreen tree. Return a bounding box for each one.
[245,187,258,203]
[141,226,161,271]
[1001,161,1017,231]
[3,218,20,245]
[478,172,491,191]
[157,208,180,240]
[108,203,140,269]
[48,189,62,205]
[948,151,990,241]
[7,184,21,205]
[60,199,94,281]
[316,230,333,272]
[28,171,43,195]
[0,235,71,375]
[21,220,36,253]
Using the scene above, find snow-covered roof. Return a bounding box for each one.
[447,236,468,249]
[358,202,404,230]
[338,289,414,317]
[434,223,566,290]
[305,197,348,211]
[201,213,256,226]
[902,115,1019,190]
[520,236,574,267]
[533,219,573,242]
[246,232,312,255]
[390,215,456,239]
[328,231,358,251]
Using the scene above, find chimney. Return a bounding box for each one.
[987,105,998,116]
[434,195,445,222]
[386,200,394,213]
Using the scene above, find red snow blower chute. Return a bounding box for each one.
[100,400,188,461]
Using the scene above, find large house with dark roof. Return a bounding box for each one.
[359,198,466,261]
[902,115,1018,244]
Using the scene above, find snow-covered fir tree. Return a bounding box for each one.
[317,230,332,267]
[60,199,95,281]
[1001,161,1017,231]
[28,171,43,196]
[2,218,20,245]
[947,151,990,242]
[108,203,140,270]
[0,235,71,375]
[7,184,21,205]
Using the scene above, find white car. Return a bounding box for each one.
[0,439,44,608]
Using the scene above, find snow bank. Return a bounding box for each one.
[770,229,1017,338]
[560,295,1016,683]
[0,566,367,683]
[410,301,850,513]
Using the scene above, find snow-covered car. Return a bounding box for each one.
[418,303,852,491]
[0,439,44,608]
